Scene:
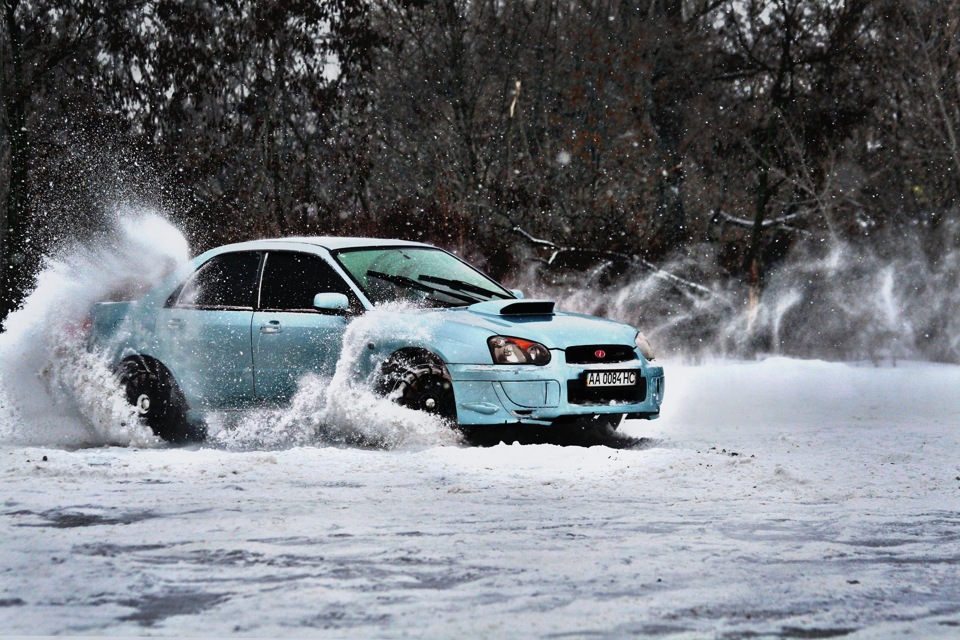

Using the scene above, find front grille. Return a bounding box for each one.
[567,377,647,405]
[565,344,637,365]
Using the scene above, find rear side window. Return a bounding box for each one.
[259,251,353,311]
[173,252,261,309]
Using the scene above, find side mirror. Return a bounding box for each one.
[510,289,525,299]
[313,292,350,311]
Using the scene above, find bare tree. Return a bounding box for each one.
[710,0,879,308]
[0,0,143,325]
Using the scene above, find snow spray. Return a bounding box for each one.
[0,207,190,447]
[0,210,457,450]
[519,230,960,364]
[209,304,461,450]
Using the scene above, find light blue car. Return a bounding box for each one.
[88,237,664,442]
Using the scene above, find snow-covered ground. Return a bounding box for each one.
[1,213,958,637]
[2,357,960,638]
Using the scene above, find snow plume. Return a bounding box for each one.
[712,234,960,363]
[520,229,960,363]
[209,305,461,450]
[0,206,190,447]
[516,244,735,359]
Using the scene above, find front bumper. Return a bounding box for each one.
[447,354,664,426]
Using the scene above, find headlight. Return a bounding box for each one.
[635,332,656,361]
[488,336,552,365]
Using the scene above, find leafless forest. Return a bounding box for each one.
[2,0,959,360]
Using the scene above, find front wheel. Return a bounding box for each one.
[117,358,205,443]
[377,356,457,423]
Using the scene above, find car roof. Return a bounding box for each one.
[208,237,435,254]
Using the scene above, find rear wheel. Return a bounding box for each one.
[377,355,456,423]
[117,358,205,443]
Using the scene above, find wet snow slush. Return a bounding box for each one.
[2,214,960,638]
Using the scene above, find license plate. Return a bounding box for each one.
[585,370,637,387]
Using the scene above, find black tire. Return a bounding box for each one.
[117,358,205,443]
[377,355,457,423]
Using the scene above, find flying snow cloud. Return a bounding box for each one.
[0,207,457,451]
[0,205,191,447]
[209,304,461,450]
[519,227,960,364]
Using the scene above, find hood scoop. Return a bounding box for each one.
[498,300,555,316]
[467,299,556,316]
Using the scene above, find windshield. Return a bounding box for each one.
[333,247,514,308]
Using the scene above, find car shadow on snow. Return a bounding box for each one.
[459,422,658,449]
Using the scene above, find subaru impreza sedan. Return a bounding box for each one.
[88,237,664,442]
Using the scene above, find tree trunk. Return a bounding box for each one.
[743,119,777,332]
[649,0,687,252]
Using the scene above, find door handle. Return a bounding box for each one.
[167,318,185,330]
[260,320,282,334]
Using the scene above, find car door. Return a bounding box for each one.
[252,251,355,401]
[157,251,261,409]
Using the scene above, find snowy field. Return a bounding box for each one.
[3,357,960,639]
[1,214,959,638]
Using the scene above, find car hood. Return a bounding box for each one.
[427,299,639,350]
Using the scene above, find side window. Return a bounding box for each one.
[259,251,353,312]
[172,252,261,309]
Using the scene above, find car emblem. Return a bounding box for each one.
[595,349,606,359]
